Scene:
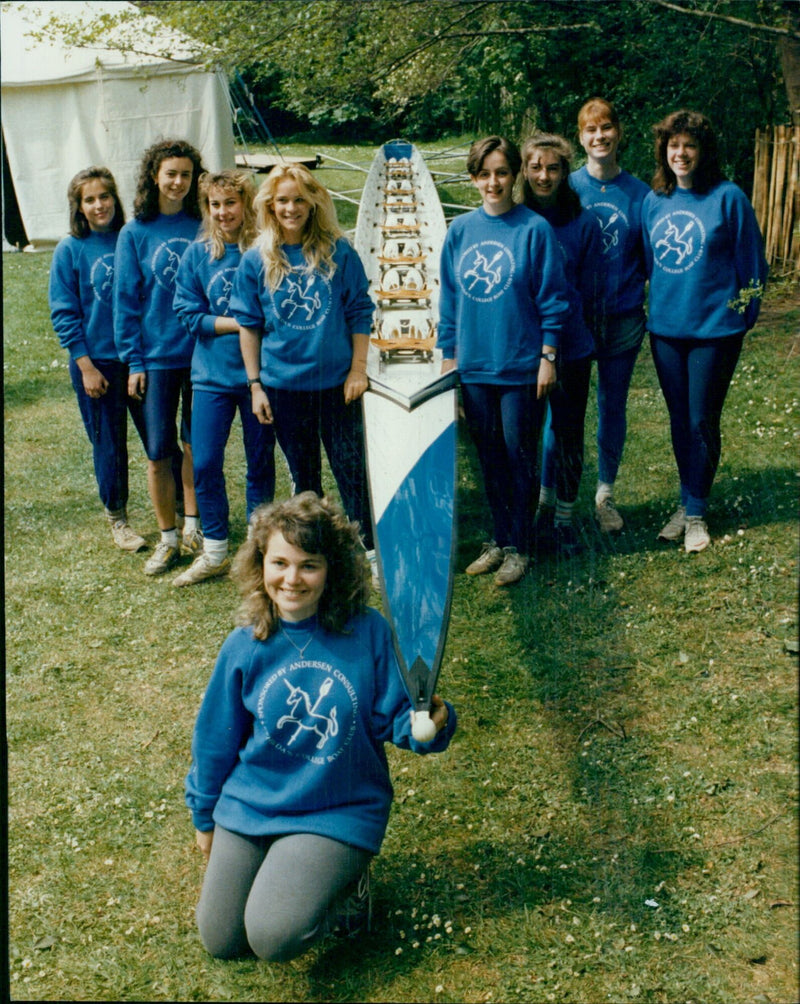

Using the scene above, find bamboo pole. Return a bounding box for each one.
[779,127,796,263]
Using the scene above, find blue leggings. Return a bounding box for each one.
[540,356,592,504]
[460,382,545,553]
[195,826,371,961]
[650,332,744,516]
[69,358,131,514]
[595,344,641,485]
[191,388,276,541]
[267,384,374,550]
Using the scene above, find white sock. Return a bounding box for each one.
[596,481,614,505]
[203,538,228,566]
[539,485,556,508]
[555,500,573,527]
[161,528,178,548]
[184,515,200,535]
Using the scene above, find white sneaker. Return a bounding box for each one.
[595,496,624,533]
[684,516,710,553]
[172,553,231,587]
[658,505,687,542]
[144,540,179,575]
[494,547,528,586]
[181,528,204,557]
[110,519,146,552]
[466,541,504,576]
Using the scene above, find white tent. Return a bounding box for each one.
[1,0,235,247]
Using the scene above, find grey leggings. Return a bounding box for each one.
[195,826,372,961]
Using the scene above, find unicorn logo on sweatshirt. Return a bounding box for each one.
[90,254,115,305]
[277,677,338,750]
[586,202,629,260]
[650,210,705,275]
[276,271,332,330]
[151,238,191,291]
[457,241,514,303]
[207,268,237,312]
[257,661,357,765]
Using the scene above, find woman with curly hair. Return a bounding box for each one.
[172,170,276,587]
[185,492,456,960]
[49,166,147,552]
[113,138,206,574]
[231,164,376,568]
[643,110,768,552]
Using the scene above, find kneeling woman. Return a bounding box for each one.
[185,492,456,960]
[643,110,768,552]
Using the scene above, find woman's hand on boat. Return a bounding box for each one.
[440,358,457,375]
[344,369,368,403]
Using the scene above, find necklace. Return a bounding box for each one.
[280,622,317,658]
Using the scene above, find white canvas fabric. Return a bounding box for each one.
[1,1,235,246]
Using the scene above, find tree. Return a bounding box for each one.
[35,0,797,181]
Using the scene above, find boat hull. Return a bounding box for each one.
[356,140,456,716]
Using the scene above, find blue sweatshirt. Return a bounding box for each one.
[49,231,119,362]
[438,204,569,384]
[570,166,650,321]
[535,205,603,362]
[229,238,374,392]
[643,181,768,339]
[185,607,457,854]
[113,211,201,373]
[173,241,248,393]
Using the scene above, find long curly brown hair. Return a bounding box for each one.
[132,138,205,222]
[67,167,125,239]
[651,109,723,196]
[232,492,371,640]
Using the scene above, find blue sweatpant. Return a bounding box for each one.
[540,356,592,504]
[69,358,131,513]
[460,381,545,554]
[649,332,744,516]
[267,384,374,550]
[191,388,276,541]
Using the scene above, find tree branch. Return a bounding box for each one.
[647,0,800,40]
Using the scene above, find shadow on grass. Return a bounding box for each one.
[304,832,699,1001]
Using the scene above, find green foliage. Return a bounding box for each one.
[728,278,767,314]
[39,1,789,183]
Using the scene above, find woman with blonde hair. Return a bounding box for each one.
[172,170,276,586]
[231,164,376,567]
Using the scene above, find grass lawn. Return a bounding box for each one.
[4,140,799,1003]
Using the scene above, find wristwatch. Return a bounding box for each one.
[540,351,557,363]
[247,377,261,388]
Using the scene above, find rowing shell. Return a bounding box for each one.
[355,140,457,741]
